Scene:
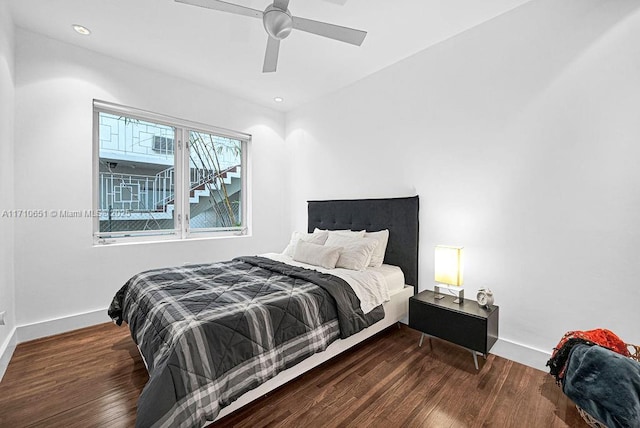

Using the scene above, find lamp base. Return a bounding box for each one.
[434,284,464,304]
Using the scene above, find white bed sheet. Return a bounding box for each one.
[261,252,390,314]
[368,264,405,293]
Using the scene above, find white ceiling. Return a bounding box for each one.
[8,0,531,111]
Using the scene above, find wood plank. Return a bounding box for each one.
[0,322,584,427]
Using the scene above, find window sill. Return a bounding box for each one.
[93,231,251,247]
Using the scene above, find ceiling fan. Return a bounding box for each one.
[175,0,367,73]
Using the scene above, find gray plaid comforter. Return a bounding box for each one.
[108,256,384,428]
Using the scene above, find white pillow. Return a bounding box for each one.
[293,241,342,269]
[365,229,389,268]
[314,228,366,238]
[325,234,378,271]
[283,231,328,257]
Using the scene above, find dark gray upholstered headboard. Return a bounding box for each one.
[307,196,419,293]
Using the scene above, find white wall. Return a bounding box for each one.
[0,0,17,377]
[286,0,640,370]
[13,30,289,332]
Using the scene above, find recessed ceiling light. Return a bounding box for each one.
[274,97,284,103]
[72,24,91,36]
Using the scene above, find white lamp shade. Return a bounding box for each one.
[434,245,463,286]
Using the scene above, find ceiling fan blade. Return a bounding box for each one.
[292,16,366,46]
[273,0,290,10]
[174,0,262,19]
[263,37,280,73]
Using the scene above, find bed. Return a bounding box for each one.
[109,196,419,428]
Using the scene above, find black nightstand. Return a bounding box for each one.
[409,290,499,370]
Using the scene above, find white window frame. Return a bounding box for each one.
[92,100,250,245]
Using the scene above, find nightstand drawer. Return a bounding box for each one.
[409,290,499,355]
[409,300,486,352]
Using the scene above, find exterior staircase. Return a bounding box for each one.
[159,165,241,219]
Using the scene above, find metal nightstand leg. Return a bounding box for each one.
[419,333,482,370]
[468,350,486,371]
[418,333,432,349]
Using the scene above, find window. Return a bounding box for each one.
[93,100,249,243]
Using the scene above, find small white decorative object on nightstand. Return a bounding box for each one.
[476,288,494,308]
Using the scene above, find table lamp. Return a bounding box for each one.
[434,245,464,303]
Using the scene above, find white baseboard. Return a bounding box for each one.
[0,309,110,382]
[492,337,551,372]
[16,308,110,343]
[0,327,18,382]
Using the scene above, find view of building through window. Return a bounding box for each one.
[95,105,246,241]
[98,112,176,234]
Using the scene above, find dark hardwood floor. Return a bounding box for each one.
[0,323,586,427]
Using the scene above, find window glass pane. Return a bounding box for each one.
[98,112,176,235]
[188,131,243,231]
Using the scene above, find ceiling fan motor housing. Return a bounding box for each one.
[263,5,293,40]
